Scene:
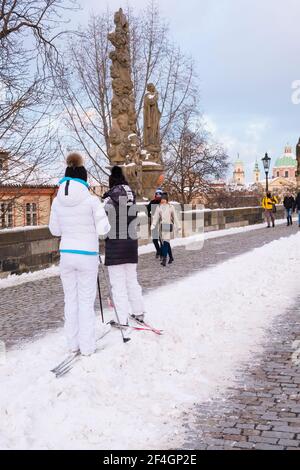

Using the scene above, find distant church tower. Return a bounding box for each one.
[233,154,245,186]
[253,159,260,184]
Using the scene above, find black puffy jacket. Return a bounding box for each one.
[103,184,138,266]
[147,199,160,218]
[294,193,300,211]
[283,196,295,210]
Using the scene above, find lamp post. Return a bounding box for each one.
[262,152,271,193]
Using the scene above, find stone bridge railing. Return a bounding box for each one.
[0,205,285,277]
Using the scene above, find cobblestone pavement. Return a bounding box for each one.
[181,302,300,450]
[0,223,298,348]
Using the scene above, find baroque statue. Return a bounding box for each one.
[143,83,162,164]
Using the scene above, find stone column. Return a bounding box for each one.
[107,10,138,163]
[107,9,164,200]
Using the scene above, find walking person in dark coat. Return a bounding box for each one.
[147,188,163,258]
[283,192,295,226]
[294,191,300,228]
[103,166,145,326]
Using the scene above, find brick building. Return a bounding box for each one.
[0,184,57,229]
[0,149,108,230]
[0,149,57,229]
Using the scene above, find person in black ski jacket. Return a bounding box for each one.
[294,191,300,227]
[103,166,145,326]
[147,188,163,258]
[283,193,295,226]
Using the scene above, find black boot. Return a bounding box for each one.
[161,257,167,267]
[168,257,174,264]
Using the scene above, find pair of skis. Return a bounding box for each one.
[108,317,163,336]
[51,328,111,378]
[129,316,163,336]
[51,351,80,378]
[51,319,163,378]
[51,256,162,378]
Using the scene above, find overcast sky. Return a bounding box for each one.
[69,0,300,181]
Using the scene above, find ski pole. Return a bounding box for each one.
[97,273,104,323]
[99,256,131,344]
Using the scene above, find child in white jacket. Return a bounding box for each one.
[49,153,110,355]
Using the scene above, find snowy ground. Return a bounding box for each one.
[0,217,292,290]
[0,232,299,450]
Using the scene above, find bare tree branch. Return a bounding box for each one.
[163,111,229,204]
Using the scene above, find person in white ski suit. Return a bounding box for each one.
[49,153,110,355]
[103,166,145,327]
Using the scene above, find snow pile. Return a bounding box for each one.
[0,225,47,233]
[0,265,60,290]
[0,233,299,450]
[142,161,161,166]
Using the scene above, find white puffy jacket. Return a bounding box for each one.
[49,178,110,254]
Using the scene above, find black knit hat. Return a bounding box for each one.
[65,153,87,182]
[111,166,123,179]
[109,165,127,189]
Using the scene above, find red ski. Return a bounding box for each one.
[130,316,163,336]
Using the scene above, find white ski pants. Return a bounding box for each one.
[60,253,99,355]
[107,264,144,325]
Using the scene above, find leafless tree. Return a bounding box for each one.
[163,110,229,204]
[0,0,78,218]
[0,0,76,184]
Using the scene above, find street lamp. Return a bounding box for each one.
[262,152,271,193]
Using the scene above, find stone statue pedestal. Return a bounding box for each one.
[141,163,164,200]
[123,162,163,201]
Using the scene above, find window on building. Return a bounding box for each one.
[26,203,37,226]
[285,171,289,178]
[277,171,280,177]
[0,159,3,172]
[0,202,13,228]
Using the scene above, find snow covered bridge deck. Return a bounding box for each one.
[0,220,297,348]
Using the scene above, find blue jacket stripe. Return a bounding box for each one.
[60,249,99,256]
[59,177,89,188]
